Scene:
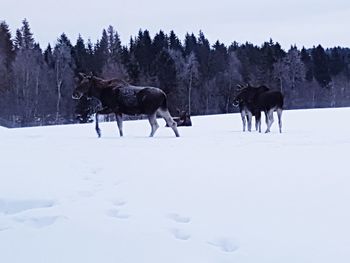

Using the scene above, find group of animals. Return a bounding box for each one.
[72,73,283,137]
[233,84,284,133]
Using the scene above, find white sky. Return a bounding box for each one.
[1,0,350,50]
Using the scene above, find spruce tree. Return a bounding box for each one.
[152,30,168,55]
[300,47,313,81]
[0,21,14,67]
[184,33,197,56]
[169,30,183,52]
[73,35,88,73]
[311,45,331,87]
[328,47,345,76]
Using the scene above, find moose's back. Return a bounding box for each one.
[114,86,166,115]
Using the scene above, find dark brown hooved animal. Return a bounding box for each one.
[73,73,180,137]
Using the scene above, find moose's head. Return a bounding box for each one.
[232,83,250,106]
[232,84,270,106]
[72,73,93,100]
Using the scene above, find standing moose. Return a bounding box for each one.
[233,84,284,133]
[72,73,180,137]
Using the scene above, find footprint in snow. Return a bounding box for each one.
[170,228,191,241]
[0,199,55,215]
[113,200,127,207]
[167,213,191,223]
[0,226,11,232]
[207,237,239,253]
[91,168,103,175]
[167,213,191,241]
[14,216,63,228]
[107,209,130,219]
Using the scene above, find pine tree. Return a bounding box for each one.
[169,30,183,52]
[300,47,313,81]
[210,41,228,77]
[15,19,35,50]
[0,21,14,101]
[184,33,197,56]
[94,29,109,74]
[107,26,122,62]
[134,30,154,78]
[14,29,23,51]
[154,50,177,94]
[0,21,14,67]
[152,30,168,55]
[328,47,345,76]
[72,35,88,73]
[311,45,331,87]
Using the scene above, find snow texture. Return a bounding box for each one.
[1,108,350,263]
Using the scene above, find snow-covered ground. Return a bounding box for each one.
[1,108,350,263]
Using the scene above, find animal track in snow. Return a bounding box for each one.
[14,216,62,228]
[167,213,191,223]
[112,200,127,207]
[207,237,239,253]
[106,209,130,219]
[107,200,130,219]
[0,199,55,215]
[0,226,10,231]
[91,167,103,175]
[167,213,191,241]
[170,228,191,240]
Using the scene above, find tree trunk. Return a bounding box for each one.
[56,62,62,122]
[225,83,232,113]
[56,80,62,122]
[188,72,192,115]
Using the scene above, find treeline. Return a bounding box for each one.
[1,19,350,127]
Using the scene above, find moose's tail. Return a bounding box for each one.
[160,93,168,111]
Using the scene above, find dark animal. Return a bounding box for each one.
[167,110,192,127]
[72,73,180,137]
[233,84,284,133]
[233,84,264,132]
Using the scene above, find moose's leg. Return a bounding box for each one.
[277,108,283,133]
[265,109,274,133]
[95,108,113,138]
[264,111,270,133]
[247,111,253,132]
[95,113,101,138]
[115,113,123,137]
[264,111,269,126]
[240,111,246,132]
[148,113,159,137]
[255,111,262,133]
[158,109,180,137]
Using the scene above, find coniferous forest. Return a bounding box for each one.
[1,19,350,127]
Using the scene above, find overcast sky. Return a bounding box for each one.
[2,0,350,50]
